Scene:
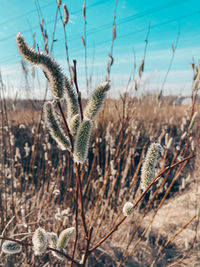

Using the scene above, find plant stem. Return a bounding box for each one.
[89,154,195,253]
[73,60,84,121]
[0,236,81,266]
[75,163,88,238]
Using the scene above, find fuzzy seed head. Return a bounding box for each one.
[63,4,69,25]
[81,35,85,47]
[138,58,144,78]
[141,143,163,191]
[83,2,86,19]
[32,228,48,255]
[68,114,81,136]
[74,119,93,163]
[16,32,64,98]
[56,0,62,7]
[112,23,116,40]
[47,232,66,260]
[47,232,58,249]
[123,202,134,216]
[57,227,75,250]
[64,76,80,117]
[2,241,22,254]
[84,81,110,120]
[188,111,198,132]
[44,101,71,151]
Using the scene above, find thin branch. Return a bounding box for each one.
[159,28,180,96]
[73,60,84,121]
[89,154,195,253]
[70,174,79,267]
[0,236,81,266]
[75,163,88,238]
[58,5,72,79]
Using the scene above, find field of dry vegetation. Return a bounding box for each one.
[0,1,200,266]
[0,93,199,266]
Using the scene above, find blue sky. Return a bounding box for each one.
[1,0,200,98]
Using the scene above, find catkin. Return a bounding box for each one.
[123,202,134,216]
[2,241,22,254]
[74,119,93,163]
[44,101,71,151]
[57,227,75,250]
[63,4,69,25]
[141,143,163,190]
[84,81,110,120]
[16,32,65,99]
[32,228,48,255]
[64,76,80,117]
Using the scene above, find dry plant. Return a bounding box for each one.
[0,1,199,267]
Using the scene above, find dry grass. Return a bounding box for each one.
[0,94,199,266]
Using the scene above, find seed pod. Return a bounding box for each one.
[112,23,116,40]
[123,202,134,216]
[74,119,93,163]
[63,4,69,25]
[32,228,48,255]
[81,35,85,47]
[83,2,86,19]
[2,241,22,254]
[138,58,144,78]
[108,53,114,66]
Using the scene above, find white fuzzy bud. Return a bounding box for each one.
[123,202,134,216]
[74,119,93,163]
[141,143,163,190]
[32,228,48,255]
[2,241,22,254]
[16,32,65,99]
[57,227,75,250]
[84,81,110,120]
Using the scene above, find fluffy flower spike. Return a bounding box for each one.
[2,241,22,254]
[73,119,93,163]
[141,143,163,190]
[16,32,65,99]
[64,77,80,118]
[57,227,75,251]
[44,101,71,151]
[123,202,134,216]
[84,81,110,120]
[32,227,48,256]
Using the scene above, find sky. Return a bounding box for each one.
[1,0,200,99]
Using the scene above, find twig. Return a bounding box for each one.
[159,28,180,96]
[82,1,89,94]
[107,0,118,80]
[82,227,93,265]
[58,5,72,79]
[0,236,81,266]
[89,154,195,253]
[75,163,88,238]
[73,60,84,121]
[70,173,79,267]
